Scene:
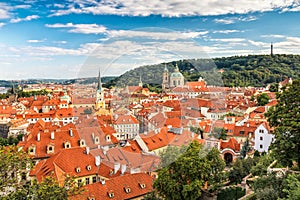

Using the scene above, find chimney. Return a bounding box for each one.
[69,128,73,137]
[51,131,55,140]
[92,132,95,140]
[121,164,127,175]
[86,146,90,155]
[101,179,105,185]
[114,163,120,174]
[37,132,40,141]
[95,156,101,166]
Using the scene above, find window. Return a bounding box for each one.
[260,144,263,149]
[78,179,82,187]
[107,191,114,198]
[92,176,97,183]
[64,142,71,149]
[240,131,245,135]
[139,183,146,189]
[86,165,92,171]
[124,187,131,193]
[85,177,90,185]
[75,167,81,173]
[260,136,263,141]
[259,129,264,133]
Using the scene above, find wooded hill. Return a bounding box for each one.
[104,54,300,88]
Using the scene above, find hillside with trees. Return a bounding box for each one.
[104,54,300,88]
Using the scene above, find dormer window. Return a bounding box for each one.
[107,191,114,198]
[106,135,111,142]
[47,144,55,154]
[88,197,95,200]
[79,139,86,147]
[86,165,92,171]
[139,183,146,189]
[124,186,131,193]
[75,167,81,173]
[64,142,71,149]
[28,145,36,155]
[94,136,100,144]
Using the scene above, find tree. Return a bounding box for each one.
[0,145,33,197]
[282,173,300,200]
[265,79,300,166]
[240,138,251,159]
[153,141,226,199]
[256,93,270,106]
[0,146,82,199]
[269,83,279,92]
[252,173,285,200]
[212,127,227,140]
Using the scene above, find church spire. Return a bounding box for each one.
[97,69,102,91]
[138,74,143,87]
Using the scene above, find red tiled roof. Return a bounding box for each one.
[142,127,176,151]
[220,137,240,152]
[70,173,154,200]
[114,115,139,125]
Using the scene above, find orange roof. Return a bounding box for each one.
[70,173,154,200]
[142,127,176,151]
[114,115,139,125]
[220,137,240,152]
[30,147,120,183]
[22,122,81,159]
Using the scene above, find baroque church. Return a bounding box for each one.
[162,63,185,91]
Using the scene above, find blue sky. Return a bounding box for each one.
[0,0,300,80]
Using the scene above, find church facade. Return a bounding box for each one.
[162,64,185,91]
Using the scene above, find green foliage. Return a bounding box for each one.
[153,141,226,199]
[251,173,285,200]
[0,146,33,197]
[256,93,270,106]
[217,186,246,200]
[189,126,204,139]
[281,173,300,200]
[250,154,274,176]
[229,157,258,183]
[257,93,269,106]
[0,146,82,199]
[0,135,23,146]
[211,127,227,140]
[265,79,300,167]
[240,138,251,159]
[269,83,279,92]
[106,54,300,89]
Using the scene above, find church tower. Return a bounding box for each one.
[162,64,169,91]
[138,74,143,87]
[95,69,105,110]
[271,43,274,56]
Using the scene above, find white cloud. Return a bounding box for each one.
[46,23,208,40]
[50,0,297,17]
[248,40,267,47]
[46,23,107,34]
[10,15,39,23]
[214,16,257,24]
[210,38,246,43]
[26,39,44,43]
[53,41,67,44]
[0,3,11,19]
[213,30,243,34]
[261,34,286,38]
[0,23,5,28]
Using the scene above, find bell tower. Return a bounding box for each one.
[162,64,169,91]
[95,69,105,110]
